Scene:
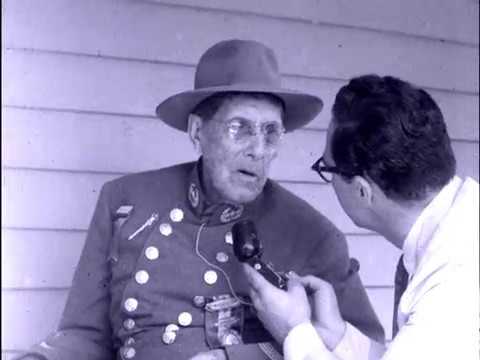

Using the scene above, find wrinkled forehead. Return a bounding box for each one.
[214,94,285,125]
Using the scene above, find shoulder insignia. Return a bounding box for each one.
[115,205,134,219]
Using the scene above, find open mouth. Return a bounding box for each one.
[237,169,259,179]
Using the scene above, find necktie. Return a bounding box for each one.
[392,255,409,338]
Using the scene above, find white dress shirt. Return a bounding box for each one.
[283,176,479,360]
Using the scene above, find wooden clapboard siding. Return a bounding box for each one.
[3,50,479,139]
[4,353,21,360]
[0,287,396,350]
[3,0,478,93]
[2,290,69,351]
[2,0,477,356]
[3,107,479,180]
[2,229,399,289]
[148,0,479,45]
[2,168,366,234]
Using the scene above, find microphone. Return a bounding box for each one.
[232,220,287,289]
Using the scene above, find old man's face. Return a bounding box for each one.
[196,95,284,204]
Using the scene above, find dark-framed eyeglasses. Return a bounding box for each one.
[311,156,357,183]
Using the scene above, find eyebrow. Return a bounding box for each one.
[227,117,281,126]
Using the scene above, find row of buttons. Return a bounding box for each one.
[120,210,183,358]
[161,295,209,345]
[121,208,236,356]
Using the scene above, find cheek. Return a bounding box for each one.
[202,139,238,176]
[332,179,351,208]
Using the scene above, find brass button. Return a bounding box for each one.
[135,270,149,285]
[203,270,218,285]
[145,246,159,260]
[216,252,229,263]
[159,223,173,236]
[122,346,136,359]
[162,331,177,345]
[125,337,135,346]
[124,298,138,312]
[169,208,184,222]
[178,311,193,326]
[165,323,180,333]
[123,318,135,330]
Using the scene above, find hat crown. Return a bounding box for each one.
[194,39,282,89]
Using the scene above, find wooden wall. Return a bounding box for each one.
[2,0,478,358]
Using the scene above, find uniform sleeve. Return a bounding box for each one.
[302,222,385,345]
[15,183,116,360]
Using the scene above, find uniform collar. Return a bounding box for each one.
[186,160,263,225]
[402,176,462,277]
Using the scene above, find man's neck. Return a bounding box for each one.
[198,164,234,207]
[374,196,434,250]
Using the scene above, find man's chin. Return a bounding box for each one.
[223,188,262,204]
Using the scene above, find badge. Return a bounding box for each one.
[204,294,244,348]
[189,183,200,208]
[109,205,134,263]
[220,206,244,223]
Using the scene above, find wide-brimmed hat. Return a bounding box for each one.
[156,39,323,132]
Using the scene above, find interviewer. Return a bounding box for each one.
[243,75,479,360]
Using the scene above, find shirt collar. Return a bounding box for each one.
[186,159,263,225]
[402,176,462,277]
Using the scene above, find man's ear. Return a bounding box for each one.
[188,114,203,154]
[352,176,373,206]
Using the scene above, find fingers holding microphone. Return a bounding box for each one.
[241,264,311,344]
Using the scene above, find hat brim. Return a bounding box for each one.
[155,84,323,132]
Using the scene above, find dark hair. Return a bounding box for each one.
[331,74,456,202]
[191,92,285,122]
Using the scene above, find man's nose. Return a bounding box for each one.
[244,133,268,160]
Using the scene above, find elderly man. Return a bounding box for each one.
[243,75,479,359]
[17,40,384,360]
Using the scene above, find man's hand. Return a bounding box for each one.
[242,263,311,344]
[299,275,346,351]
[188,349,227,360]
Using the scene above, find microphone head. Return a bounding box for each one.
[232,219,262,262]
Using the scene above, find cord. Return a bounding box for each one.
[194,223,252,306]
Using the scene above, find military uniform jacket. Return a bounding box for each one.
[20,161,384,360]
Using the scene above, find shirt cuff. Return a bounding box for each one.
[283,322,329,360]
[332,322,371,360]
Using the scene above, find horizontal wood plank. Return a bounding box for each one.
[2,290,68,351]
[3,352,22,360]
[0,287,395,350]
[3,107,479,180]
[3,50,478,140]
[149,0,479,45]
[3,0,478,92]
[2,168,368,233]
[2,107,327,183]
[2,229,399,288]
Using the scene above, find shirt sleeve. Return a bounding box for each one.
[283,322,373,360]
[333,322,372,360]
[283,322,330,360]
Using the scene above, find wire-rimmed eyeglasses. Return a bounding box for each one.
[225,118,285,148]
